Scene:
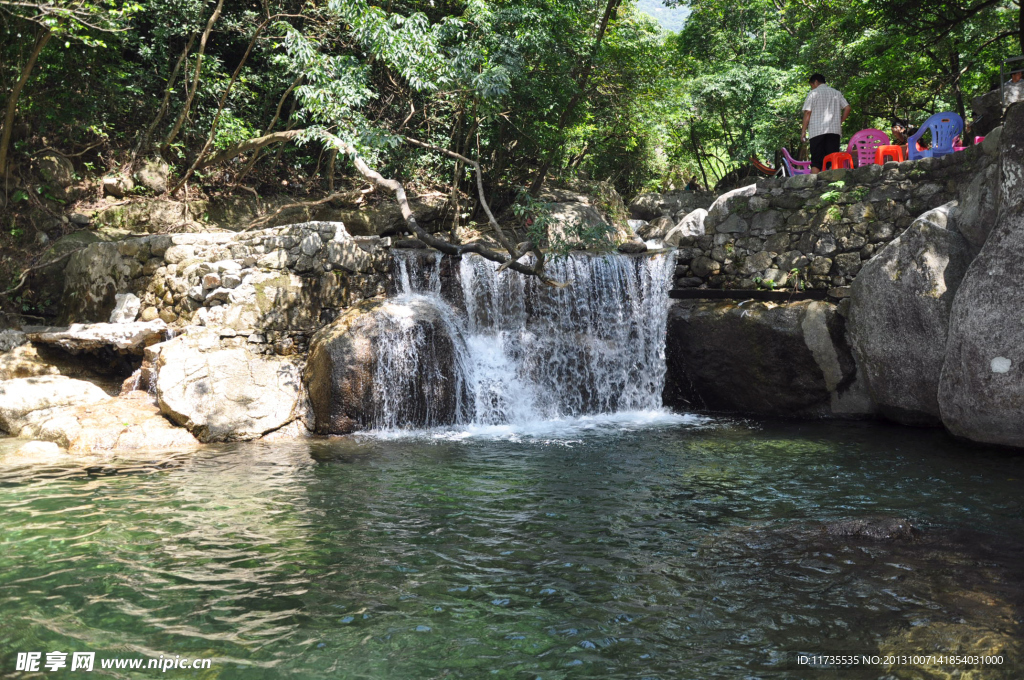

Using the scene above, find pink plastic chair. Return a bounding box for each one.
[846,129,890,167]
[781,147,811,176]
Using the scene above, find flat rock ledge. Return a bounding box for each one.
[26,320,168,354]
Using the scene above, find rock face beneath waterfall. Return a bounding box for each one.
[846,204,971,426]
[155,329,306,442]
[664,299,871,417]
[305,297,467,434]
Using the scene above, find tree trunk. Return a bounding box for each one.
[527,0,621,196]
[169,16,269,194]
[232,74,302,187]
[197,129,304,168]
[0,28,51,177]
[950,48,966,123]
[135,32,196,164]
[689,125,710,191]
[161,0,225,154]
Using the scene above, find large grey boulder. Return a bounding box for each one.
[0,375,109,436]
[155,330,305,442]
[952,161,998,250]
[664,209,707,246]
[663,299,866,417]
[61,241,133,323]
[847,204,971,425]
[306,297,469,433]
[938,211,1024,448]
[705,184,757,233]
[627,191,708,222]
[133,158,170,194]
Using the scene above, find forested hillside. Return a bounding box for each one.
[0,0,1018,255]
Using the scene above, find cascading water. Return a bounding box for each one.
[378,248,677,432]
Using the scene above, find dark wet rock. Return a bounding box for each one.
[305,297,468,434]
[823,517,918,541]
[617,237,647,253]
[393,238,428,249]
[663,299,871,416]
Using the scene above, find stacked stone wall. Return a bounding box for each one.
[670,140,999,297]
[60,222,390,355]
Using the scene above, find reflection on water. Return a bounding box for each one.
[0,419,1022,679]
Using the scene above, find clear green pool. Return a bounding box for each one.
[1,416,1022,678]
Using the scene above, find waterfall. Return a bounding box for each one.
[380,248,677,431]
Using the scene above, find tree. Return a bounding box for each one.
[0,0,136,175]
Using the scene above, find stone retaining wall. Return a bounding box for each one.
[670,136,1000,296]
[60,222,390,355]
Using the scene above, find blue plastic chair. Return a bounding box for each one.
[907,112,963,161]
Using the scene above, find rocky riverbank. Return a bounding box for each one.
[1,113,1021,460]
[0,182,637,460]
[663,108,1023,450]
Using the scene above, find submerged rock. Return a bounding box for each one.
[305,297,468,434]
[155,329,306,442]
[847,204,971,426]
[823,517,918,541]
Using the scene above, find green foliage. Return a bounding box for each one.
[0,0,1016,224]
[820,180,846,204]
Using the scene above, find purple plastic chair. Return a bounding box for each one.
[846,129,890,167]
[907,112,963,161]
[781,147,811,176]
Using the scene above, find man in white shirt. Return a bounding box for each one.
[800,73,851,173]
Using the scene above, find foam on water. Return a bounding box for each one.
[374,249,682,436]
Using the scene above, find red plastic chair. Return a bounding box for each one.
[822,152,854,170]
[874,145,905,164]
[846,129,890,167]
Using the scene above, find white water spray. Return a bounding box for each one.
[377,248,678,433]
